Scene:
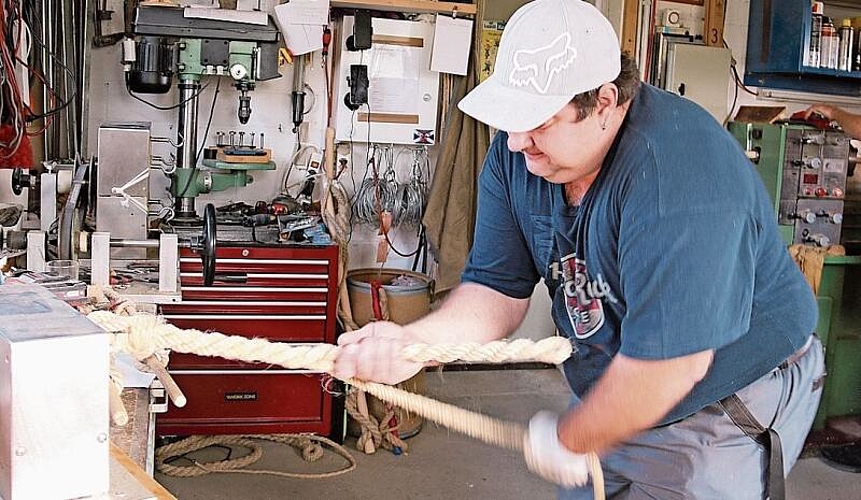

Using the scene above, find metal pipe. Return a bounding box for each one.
[79,0,89,155]
[110,238,191,249]
[60,0,73,157]
[39,0,49,162]
[45,0,57,159]
[109,239,160,248]
[175,78,201,219]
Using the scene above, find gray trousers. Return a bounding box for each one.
[560,337,825,500]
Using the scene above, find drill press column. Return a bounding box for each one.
[175,77,201,221]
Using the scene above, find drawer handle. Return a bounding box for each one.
[169,369,322,375]
[182,286,328,293]
[162,314,327,320]
[165,300,327,307]
[180,258,329,266]
[213,274,248,283]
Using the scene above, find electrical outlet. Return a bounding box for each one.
[336,154,350,169]
[308,152,323,173]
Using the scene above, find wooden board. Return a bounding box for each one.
[621,0,640,56]
[216,148,272,164]
[331,0,476,16]
[704,0,726,47]
[372,34,424,47]
[734,105,787,124]
[108,444,177,500]
[358,112,420,124]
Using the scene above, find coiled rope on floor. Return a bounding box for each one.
[88,311,604,499]
[156,434,356,479]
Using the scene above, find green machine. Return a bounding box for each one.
[730,121,861,430]
[123,5,280,224]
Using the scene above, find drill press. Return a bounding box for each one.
[122,5,281,224]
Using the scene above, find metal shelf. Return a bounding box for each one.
[330,0,476,16]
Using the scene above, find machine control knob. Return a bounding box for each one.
[831,213,844,224]
[808,157,823,169]
[804,234,831,247]
[201,171,213,192]
[832,188,845,198]
[11,168,30,196]
[230,63,248,81]
[815,187,828,198]
[798,211,817,224]
[801,134,825,145]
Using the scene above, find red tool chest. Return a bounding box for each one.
[157,244,342,437]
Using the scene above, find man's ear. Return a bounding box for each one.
[595,83,620,116]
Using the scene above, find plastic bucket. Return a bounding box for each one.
[346,268,433,439]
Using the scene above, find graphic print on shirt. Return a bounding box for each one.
[560,253,609,339]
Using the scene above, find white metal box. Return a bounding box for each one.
[663,44,732,122]
[335,16,440,145]
[0,285,110,500]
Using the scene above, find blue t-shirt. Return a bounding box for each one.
[462,84,817,424]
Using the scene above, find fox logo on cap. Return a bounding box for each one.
[508,33,577,95]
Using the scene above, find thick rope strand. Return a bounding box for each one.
[88,311,573,370]
[87,311,603,498]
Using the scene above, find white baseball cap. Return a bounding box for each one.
[458,0,621,133]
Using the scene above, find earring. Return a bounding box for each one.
[600,122,607,131]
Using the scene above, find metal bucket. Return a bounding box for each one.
[346,268,433,439]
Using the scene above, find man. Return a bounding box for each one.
[334,1,825,498]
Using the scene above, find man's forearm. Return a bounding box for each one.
[557,350,714,455]
[404,282,531,345]
[831,108,861,138]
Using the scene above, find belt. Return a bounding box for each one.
[777,335,814,371]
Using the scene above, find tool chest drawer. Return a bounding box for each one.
[155,371,333,436]
[157,244,340,436]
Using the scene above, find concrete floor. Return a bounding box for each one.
[156,369,861,500]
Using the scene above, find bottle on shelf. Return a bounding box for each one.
[820,16,839,69]
[809,1,824,67]
[839,18,854,71]
[854,17,861,71]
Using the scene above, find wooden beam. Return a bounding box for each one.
[704,0,726,47]
[110,443,178,500]
[330,0,477,16]
[621,0,640,56]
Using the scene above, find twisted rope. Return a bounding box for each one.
[345,391,408,454]
[87,311,603,497]
[87,311,573,372]
[155,434,356,479]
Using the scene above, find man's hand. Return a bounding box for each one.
[332,321,425,385]
[800,103,839,121]
[524,410,591,488]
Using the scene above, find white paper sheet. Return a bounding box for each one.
[369,45,421,114]
[183,7,269,25]
[431,14,473,75]
[275,0,329,26]
[273,1,329,55]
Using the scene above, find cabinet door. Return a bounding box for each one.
[155,371,333,436]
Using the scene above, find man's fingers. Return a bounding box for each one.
[337,329,371,346]
[332,343,361,380]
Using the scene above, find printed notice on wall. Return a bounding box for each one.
[369,45,421,114]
